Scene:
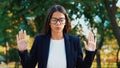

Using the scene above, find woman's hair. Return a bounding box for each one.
[42,4,71,34]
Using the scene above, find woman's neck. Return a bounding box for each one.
[51,32,63,40]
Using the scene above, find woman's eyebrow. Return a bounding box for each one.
[51,17,65,19]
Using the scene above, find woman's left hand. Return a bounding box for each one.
[83,32,96,51]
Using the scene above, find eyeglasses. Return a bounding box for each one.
[51,17,65,24]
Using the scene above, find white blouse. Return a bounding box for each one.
[47,38,66,68]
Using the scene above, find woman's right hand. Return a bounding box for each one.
[16,30,29,52]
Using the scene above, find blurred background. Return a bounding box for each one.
[0,0,120,68]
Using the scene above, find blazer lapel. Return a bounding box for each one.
[42,34,51,68]
[64,34,71,68]
[42,34,71,68]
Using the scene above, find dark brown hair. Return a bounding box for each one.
[42,4,71,34]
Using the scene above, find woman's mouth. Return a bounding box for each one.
[56,27,61,30]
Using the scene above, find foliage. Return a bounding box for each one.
[0,0,120,65]
[0,0,82,46]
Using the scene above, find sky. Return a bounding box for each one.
[117,0,120,7]
[71,15,91,38]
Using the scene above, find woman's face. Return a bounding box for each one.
[50,11,66,34]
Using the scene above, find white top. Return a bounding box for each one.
[47,38,67,68]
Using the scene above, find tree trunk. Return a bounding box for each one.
[96,50,101,68]
[116,47,120,67]
[96,38,104,68]
[104,0,120,46]
[104,0,120,67]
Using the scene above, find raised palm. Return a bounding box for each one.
[16,30,29,52]
[83,32,96,51]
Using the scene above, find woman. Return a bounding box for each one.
[16,4,96,68]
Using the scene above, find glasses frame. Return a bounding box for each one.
[50,17,66,24]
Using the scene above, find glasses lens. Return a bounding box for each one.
[51,18,65,24]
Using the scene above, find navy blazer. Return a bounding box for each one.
[19,33,96,68]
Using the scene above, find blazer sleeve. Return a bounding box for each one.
[18,35,39,68]
[76,37,96,68]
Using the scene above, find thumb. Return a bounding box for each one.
[27,35,30,44]
[83,41,87,48]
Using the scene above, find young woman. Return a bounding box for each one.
[16,4,96,68]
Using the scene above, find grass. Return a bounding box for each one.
[0,62,22,68]
[0,61,118,68]
[91,62,117,68]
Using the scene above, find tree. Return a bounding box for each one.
[104,0,120,67]
[0,0,85,64]
[1,0,120,67]
[78,0,120,67]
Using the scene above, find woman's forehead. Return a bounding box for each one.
[52,11,65,18]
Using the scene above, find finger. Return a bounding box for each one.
[91,32,94,42]
[18,30,21,39]
[23,30,26,39]
[92,38,97,50]
[94,38,97,46]
[21,30,24,39]
[16,34,19,44]
[88,32,91,41]
[19,30,24,39]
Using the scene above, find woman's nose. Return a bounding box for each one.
[55,20,61,25]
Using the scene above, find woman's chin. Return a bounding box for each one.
[54,30,63,33]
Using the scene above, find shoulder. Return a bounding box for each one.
[66,34,80,41]
[34,33,49,40]
[64,34,81,44]
[66,34,82,51]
